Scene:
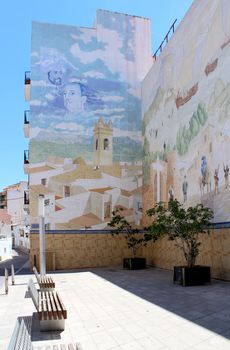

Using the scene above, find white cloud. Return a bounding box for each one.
[31,51,39,57]
[83,71,105,79]
[111,114,125,121]
[70,25,137,86]
[70,42,105,65]
[55,122,93,136]
[70,31,94,44]
[33,48,77,71]
[31,80,49,87]
[89,107,125,117]
[113,127,141,141]
[30,100,47,106]
[45,93,55,101]
[101,95,124,102]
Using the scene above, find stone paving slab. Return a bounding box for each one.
[0,267,230,349]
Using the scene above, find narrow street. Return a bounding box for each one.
[0,249,29,289]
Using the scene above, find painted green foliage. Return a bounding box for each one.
[176,103,208,156]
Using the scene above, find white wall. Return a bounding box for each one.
[0,237,12,260]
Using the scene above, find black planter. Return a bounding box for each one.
[123,258,146,270]
[173,265,211,286]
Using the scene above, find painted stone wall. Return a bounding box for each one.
[29,10,152,230]
[142,0,230,224]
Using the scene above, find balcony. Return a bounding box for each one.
[23,110,30,138]
[24,190,29,213]
[24,71,31,101]
[0,191,7,209]
[24,150,29,174]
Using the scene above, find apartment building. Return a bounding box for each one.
[3,182,30,251]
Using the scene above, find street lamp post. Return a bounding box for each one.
[38,194,46,276]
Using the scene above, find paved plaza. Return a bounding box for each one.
[1,266,230,349]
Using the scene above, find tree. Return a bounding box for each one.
[108,208,144,258]
[146,199,213,268]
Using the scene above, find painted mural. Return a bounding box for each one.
[29,10,152,230]
[142,0,230,223]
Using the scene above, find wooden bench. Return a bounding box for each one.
[28,279,67,332]
[33,267,55,291]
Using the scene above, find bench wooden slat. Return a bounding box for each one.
[42,276,47,289]
[38,289,43,320]
[45,291,54,320]
[47,276,51,287]
[49,291,58,320]
[56,292,67,319]
[52,291,62,319]
[33,267,55,289]
[42,291,48,321]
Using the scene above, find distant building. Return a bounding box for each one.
[4,181,30,252]
[0,209,12,261]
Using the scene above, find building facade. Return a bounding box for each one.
[27,2,230,279]
[142,0,230,225]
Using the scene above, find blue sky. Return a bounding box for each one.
[0,0,193,190]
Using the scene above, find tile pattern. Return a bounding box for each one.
[1,267,230,350]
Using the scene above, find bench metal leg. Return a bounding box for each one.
[39,317,65,332]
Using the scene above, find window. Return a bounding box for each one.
[209,142,212,153]
[44,199,50,206]
[104,138,109,150]
[137,201,142,211]
[95,139,98,150]
[64,185,70,197]
[45,223,50,230]
[41,178,47,186]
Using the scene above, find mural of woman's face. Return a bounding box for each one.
[63,83,86,114]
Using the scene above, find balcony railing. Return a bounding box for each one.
[23,110,30,138]
[24,110,29,124]
[24,71,31,101]
[24,150,29,164]
[25,71,31,85]
[153,19,177,61]
[24,191,29,205]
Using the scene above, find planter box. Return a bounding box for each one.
[173,265,211,286]
[123,258,146,270]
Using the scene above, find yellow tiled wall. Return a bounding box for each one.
[144,228,230,280]
[30,229,230,280]
[30,232,144,270]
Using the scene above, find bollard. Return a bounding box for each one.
[5,268,8,294]
[11,264,15,285]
